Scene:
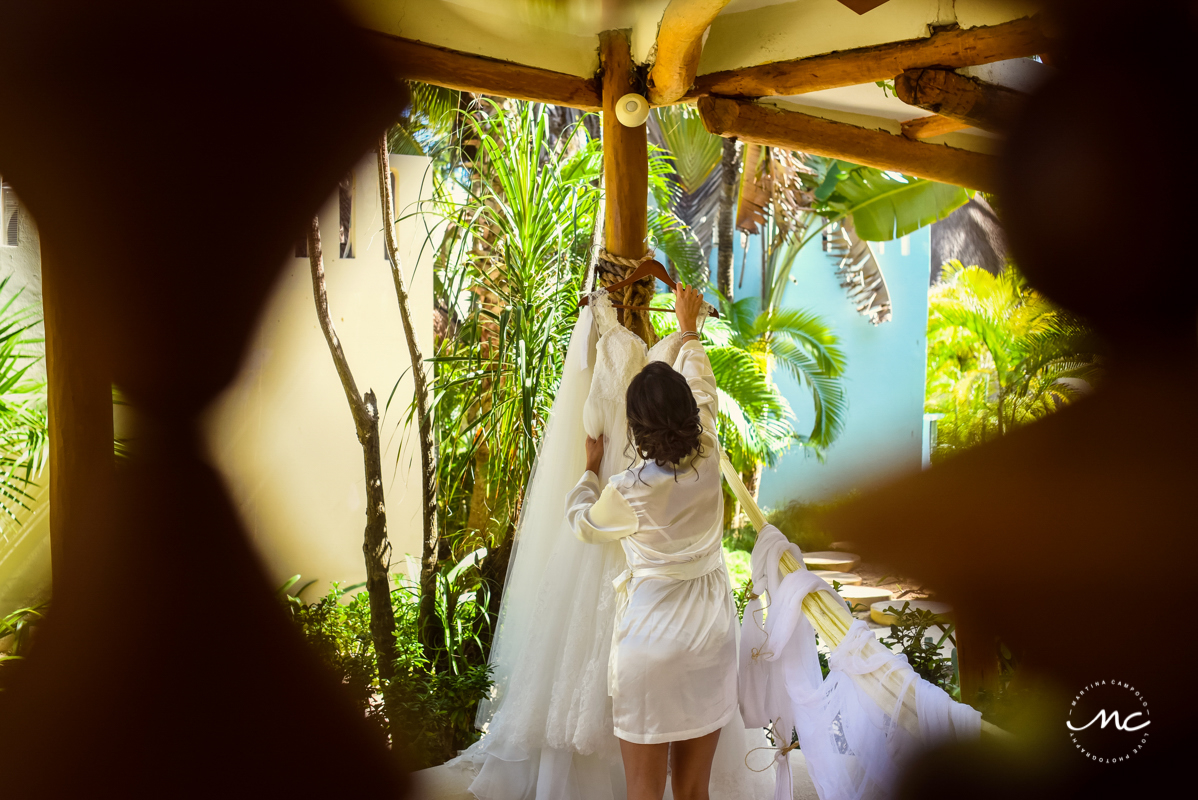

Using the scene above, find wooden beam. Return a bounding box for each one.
[647,0,732,106]
[698,96,997,192]
[895,68,1022,134]
[901,114,970,140]
[690,16,1048,98]
[364,31,602,111]
[600,30,655,345]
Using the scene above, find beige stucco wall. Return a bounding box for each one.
[0,155,435,612]
[204,152,435,602]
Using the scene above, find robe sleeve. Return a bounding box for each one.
[673,340,718,447]
[565,470,639,544]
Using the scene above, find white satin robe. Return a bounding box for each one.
[565,340,738,745]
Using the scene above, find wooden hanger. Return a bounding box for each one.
[579,258,720,319]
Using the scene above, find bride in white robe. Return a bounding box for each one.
[449,289,781,800]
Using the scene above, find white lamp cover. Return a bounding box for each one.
[614,93,650,127]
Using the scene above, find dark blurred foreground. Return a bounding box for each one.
[1,0,1194,796]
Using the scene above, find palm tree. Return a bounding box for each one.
[926,260,1101,457]
[0,276,47,531]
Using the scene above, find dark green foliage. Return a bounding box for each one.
[280,572,493,769]
[973,639,1023,726]
[722,523,756,554]
[926,261,1102,460]
[385,661,492,768]
[731,577,754,623]
[0,600,45,692]
[878,601,959,698]
[0,274,47,526]
[766,494,857,554]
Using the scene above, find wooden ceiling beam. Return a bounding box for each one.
[365,31,602,111]
[647,0,733,106]
[895,68,1023,134]
[689,16,1048,99]
[900,114,970,140]
[698,96,996,192]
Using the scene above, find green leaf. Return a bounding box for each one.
[820,164,971,241]
[653,105,722,194]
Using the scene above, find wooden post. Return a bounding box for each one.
[956,610,1000,705]
[41,237,114,579]
[600,30,655,346]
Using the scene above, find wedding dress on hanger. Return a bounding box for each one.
[449,290,783,800]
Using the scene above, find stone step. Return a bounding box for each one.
[811,570,862,586]
[802,551,860,572]
[837,584,892,611]
[805,553,862,572]
[869,599,953,626]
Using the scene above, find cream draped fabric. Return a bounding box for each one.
[565,338,737,745]
[738,523,982,800]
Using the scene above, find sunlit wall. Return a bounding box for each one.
[725,226,931,508]
[204,153,435,602]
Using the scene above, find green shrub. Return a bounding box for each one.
[765,494,857,553]
[280,574,493,769]
[0,600,45,692]
[878,601,958,698]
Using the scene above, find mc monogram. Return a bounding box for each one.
[1066,681,1151,764]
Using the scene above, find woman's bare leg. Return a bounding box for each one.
[668,729,721,800]
[619,738,669,800]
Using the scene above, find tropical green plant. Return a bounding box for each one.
[0,276,47,528]
[0,600,46,692]
[650,298,795,472]
[879,601,959,698]
[278,561,493,769]
[811,159,971,242]
[652,105,722,270]
[926,260,1101,458]
[389,82,462,157]
[422,100,601,561]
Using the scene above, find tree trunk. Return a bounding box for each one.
[306,216,396,682]
[717,137,739,301]
[377,138,442,664]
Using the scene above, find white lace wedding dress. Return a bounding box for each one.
[449,291,784,800]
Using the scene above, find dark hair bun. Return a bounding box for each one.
[625,362,704,470]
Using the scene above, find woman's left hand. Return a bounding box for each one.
[585,435,605,475]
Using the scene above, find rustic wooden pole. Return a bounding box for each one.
[895,68,1023,134]
[600,30,655,345]
[689,16,1049,99]
[900,114,970,140]
[646,0,732,105]
[956,610,1001,705]
[699,96,998,193]
[368,32,602,111]
[42,237,114,579]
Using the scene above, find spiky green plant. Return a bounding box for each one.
[926,260,1101,457]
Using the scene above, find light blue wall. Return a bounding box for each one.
[724,227,932,508]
